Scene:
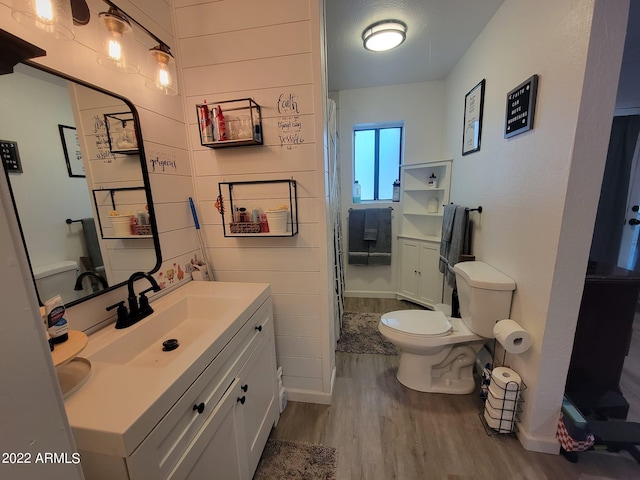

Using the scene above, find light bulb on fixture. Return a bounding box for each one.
[145,44,178,96]
[11,0,74,40]
[362,20,407,52]
[96,7,139,73]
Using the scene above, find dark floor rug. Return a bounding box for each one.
[336,312,397,355]
[253,439,337,480]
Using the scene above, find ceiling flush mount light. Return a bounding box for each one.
[97,7,139,73]
[145,44,178,96]
[11,0,75,40]
[362,19,407,52]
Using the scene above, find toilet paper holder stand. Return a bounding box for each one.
[478,338,527,436]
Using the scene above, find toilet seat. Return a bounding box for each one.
[380,310,452,336]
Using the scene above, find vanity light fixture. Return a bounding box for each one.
[145,44,178,96]
[11,0,75,40]
[97,0,178,95]
[96,6,139,73]
[362,19,407,52]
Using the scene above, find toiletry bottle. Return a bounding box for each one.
[260,213,270,233]
[393,180,400,202]
[215,105,227,141]
[353,180,361,204]
[198,100,213,143]
[428,173,437,188]
[130,215,138,235]
[45,295,69,344]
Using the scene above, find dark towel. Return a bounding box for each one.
[364,209,380,241]
[348,209,368,264]
[445,206,469,286]
[439,204,457,274]
[81,218,104,269]
[368,208,392,265]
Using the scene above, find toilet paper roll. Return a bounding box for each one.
[491,367,522,393]
[493,319,532,354]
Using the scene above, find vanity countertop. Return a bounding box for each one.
[63,281,270,458]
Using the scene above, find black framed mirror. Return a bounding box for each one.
[0,63,161,307]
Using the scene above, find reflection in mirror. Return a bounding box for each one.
[0,63,161,306]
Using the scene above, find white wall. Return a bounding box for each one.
[336,81,446,297]
[443,0,628,451]
[174,0,334,403]
[0,174,84,480]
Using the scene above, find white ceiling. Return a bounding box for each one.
[325,0,505,92]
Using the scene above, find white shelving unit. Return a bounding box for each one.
[397,160,452,308]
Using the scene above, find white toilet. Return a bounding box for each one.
[379,261,515,394]
[33,260,79,305]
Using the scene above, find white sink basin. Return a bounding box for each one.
[89,295,236,368]
[64,281,270,457]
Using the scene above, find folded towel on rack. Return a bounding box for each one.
[81,218,104,270]
[348,209,369,264]
[368,208,392,265]
[445,206,469,287]
[363,208,380,241]
[439,204,458,274]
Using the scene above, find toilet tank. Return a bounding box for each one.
[453,261,516,338]
[33,260,79,304]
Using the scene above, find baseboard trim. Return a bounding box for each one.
[287,388,332,405]
[286,367,335,405]
[344,290,396,299]
[517,425,561,454]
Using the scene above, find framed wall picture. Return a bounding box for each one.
[1,140,22,173]
[462,79,486,155]
[58,125,85,178]
[505,74,539,138]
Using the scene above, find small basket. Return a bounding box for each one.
[229,222,261,234]
[136,224,152,235]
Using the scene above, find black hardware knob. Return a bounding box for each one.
[633,205,639,212]
[241,384,248,392]
[237,396,246,405]
[629,218,640,226]
[255,325,263,332]
[193,402,205,414]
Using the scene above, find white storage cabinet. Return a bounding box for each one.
[79,298,279,480]
[396,160,452,308]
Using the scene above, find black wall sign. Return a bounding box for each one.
[1,140,22,173]
[505,75,539,138]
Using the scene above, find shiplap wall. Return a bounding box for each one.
[175,0,335,402]
[70,84,157,285]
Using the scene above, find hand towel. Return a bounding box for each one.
[81,218,104,270]
[439,204,457,274]
[364,208,380,241]
[348,209,369,264]
[368,208,392,265]
[445,206,469,286]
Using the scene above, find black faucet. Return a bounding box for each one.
[74,271,109,291]
[126,271,161,323]
[106,271,160,329]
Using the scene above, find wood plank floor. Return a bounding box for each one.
[268,298,640,479]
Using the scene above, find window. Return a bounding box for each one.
[353,124,403,201]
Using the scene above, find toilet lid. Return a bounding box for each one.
[381,310,452,336]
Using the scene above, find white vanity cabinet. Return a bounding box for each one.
[397,238,443,308]
[76,288,279,480]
